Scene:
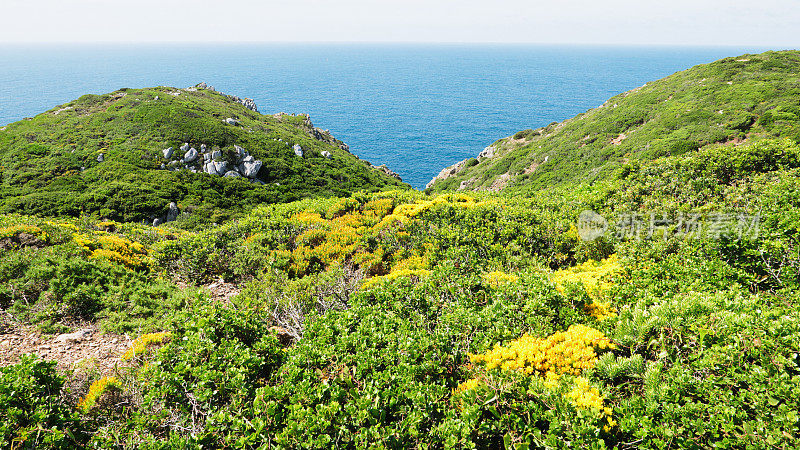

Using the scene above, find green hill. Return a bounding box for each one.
[0,84,408,227]
[427,50,800,193]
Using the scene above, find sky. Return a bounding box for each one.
[1,0,799,46]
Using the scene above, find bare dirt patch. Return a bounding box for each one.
[0,311,131,374]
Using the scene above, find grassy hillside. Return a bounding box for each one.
[427,50,800,193]
[0,85,408,227]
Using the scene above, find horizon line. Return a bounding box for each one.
[0,40,794,49]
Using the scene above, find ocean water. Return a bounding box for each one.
[0,44,771,189]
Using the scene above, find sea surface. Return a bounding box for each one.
[0,44,773,188]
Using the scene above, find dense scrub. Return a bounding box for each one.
[2,165,798,447]
[0,86,408,226]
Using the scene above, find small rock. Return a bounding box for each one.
[293,144,303,157]
[225,118,239,126]
[321,150,331,159]
[180,143,190,152]
[55,329,93,343]
[201,144,207,152]
[223,170,241,178]
[153,218,163,226]
[163,147,173,158]
[97,153,104,163]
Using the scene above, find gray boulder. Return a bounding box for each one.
[223,170,242,178]
[241,159,262,178]
[200,144,207,152]
[180,142,190,152]
[153,218,163,226]
[225,118,240,126]
[184,147,199,163]
[293,144,303,157]
[213,161,229,174]
[166,202,179,222]
[321,150,331,159]
[204,163,218,176]
[97,153,104,162]
[163,147,174,158]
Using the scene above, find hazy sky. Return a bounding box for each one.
[2,0,799,46]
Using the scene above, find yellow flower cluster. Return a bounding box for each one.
[290,211,324,225]
[77,376,120,412]
[279,193,497,279]
[452,378,481,396]
[470,325,616,378]
[551,254,622,297]
[0,224,47,240]
[585,301,617,321]
[73,232,147,269]
[566,377,617,432]
[483,271,519,287]
[362,255,431,289]
[374,198,445,229]
[551,254,622,320]
[121,332,171,361]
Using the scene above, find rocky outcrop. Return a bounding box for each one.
[426,158,469,189]
[372,164,402,181]
[161,142,265,182]
[478,145,497,159]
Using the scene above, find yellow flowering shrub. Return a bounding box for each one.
[121,332,171,361]
[362,255,431,289]
[72,232,147,269]
[290,211,325,225]
[470,324,616,379]
[551,254,622,320]
[0,224,47,240]
[566,377,617,432]
[483,271,519,287]
[453,378,481,396]
[77,376,121,412]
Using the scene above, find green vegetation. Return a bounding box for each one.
[0,86,408,226]
[427,50,800,193]
[1,50,800,448]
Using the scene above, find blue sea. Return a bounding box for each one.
[0,44,773,188]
